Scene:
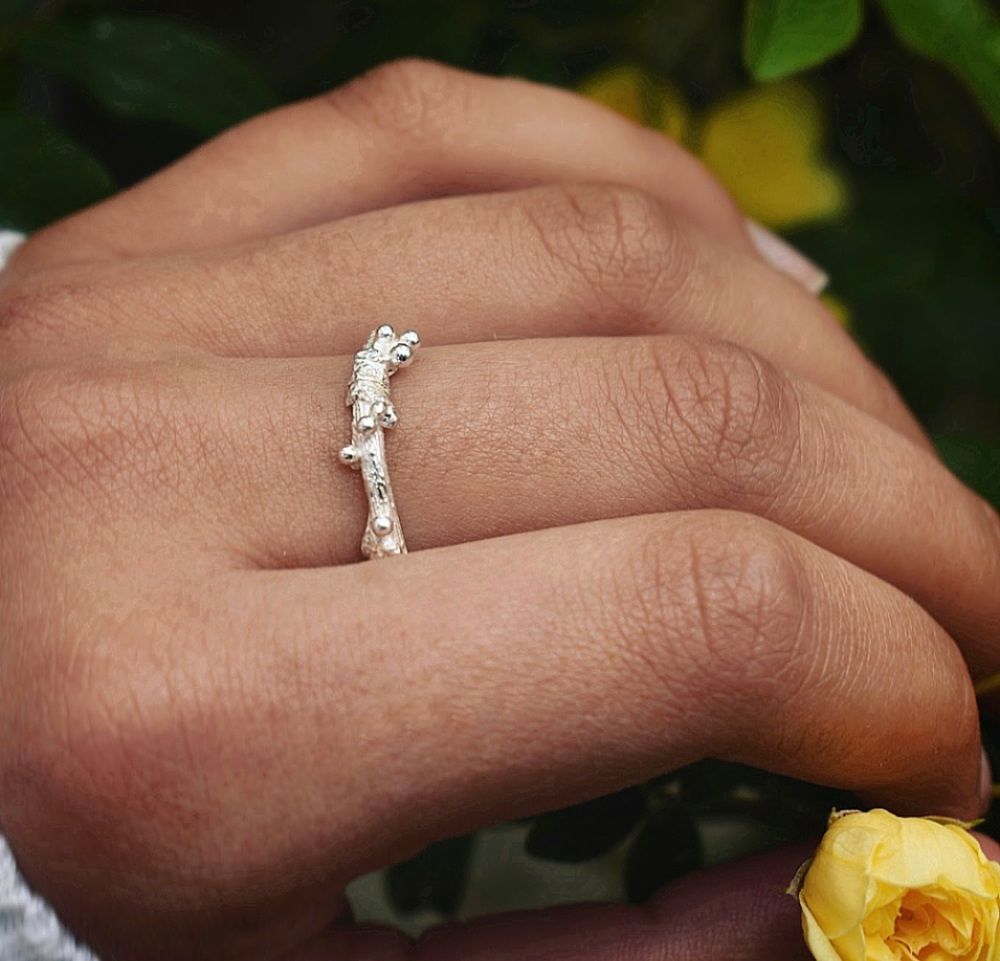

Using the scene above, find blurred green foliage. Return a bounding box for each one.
[874,0,1000,132]
[746,0,1000,133]
[386,834,477,916]
[745,0,863,80]
[525,786,647,863]
[18,15,278,134]
[0,109,111,223]
[1,0,998,924]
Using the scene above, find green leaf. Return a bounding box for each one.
[384,835,475,917]
[525,787,646,863]
[18,15,277,137]
[793,175,1000,429]
[0,0,28,23]
[874,0,1000,132]
[0,111,113,230]
[623,804,702,903]
[673,760,744,804]
[0,55,18,109]
[515,0,644,28]
[936,436,1000,509]
[744,0,862,80]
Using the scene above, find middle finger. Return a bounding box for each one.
[7,183,925,448]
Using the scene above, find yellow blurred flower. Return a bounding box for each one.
[700,83,847,228]
[578,63,689,143]
[579,65,847,230]
[821,293,851,330]
[793,809,1000,961]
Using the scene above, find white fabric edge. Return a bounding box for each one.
[0,230,26,271]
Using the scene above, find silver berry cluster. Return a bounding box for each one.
[339,324,421,557]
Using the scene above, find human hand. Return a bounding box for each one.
[2,61,998,961]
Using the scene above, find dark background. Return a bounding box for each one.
[2,0,998,922]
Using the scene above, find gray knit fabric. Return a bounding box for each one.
[0,837,99,961]
[0,229,101,961]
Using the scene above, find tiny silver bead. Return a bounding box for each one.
[376,324,395,339]
[380,407,398,428]
[338,445,360,466]
[399,330,421,350]
[358,414,377,433]
[371,515,394,536]
[390,343,414,367]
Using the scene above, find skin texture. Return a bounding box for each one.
[0,60,999,961]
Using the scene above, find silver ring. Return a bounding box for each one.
[339,325,421,558]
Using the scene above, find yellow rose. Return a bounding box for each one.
[796,810,1000,961]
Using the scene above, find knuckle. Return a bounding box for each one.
[623,337,801,504]
[0,597,267,912]
[0,276,114,347]
[332,57,466,140]
[610,514,808,726]
[524,182,684,320]
[1,628,208,898]
[0,367,75,497]
[680,516,810,715]
[0,362,178,501]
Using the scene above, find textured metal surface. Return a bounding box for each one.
[339,325,420,559]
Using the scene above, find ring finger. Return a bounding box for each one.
[44,333,998,675]
[242,337,1000,668]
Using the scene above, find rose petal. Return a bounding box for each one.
[801,894,852,961]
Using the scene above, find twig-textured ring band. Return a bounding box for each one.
[339,325,421,559]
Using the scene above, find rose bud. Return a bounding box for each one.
[790,809,1000,961]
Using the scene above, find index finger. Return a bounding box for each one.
[14,60,754,270]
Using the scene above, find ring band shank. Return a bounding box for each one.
[339,325,420,559]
